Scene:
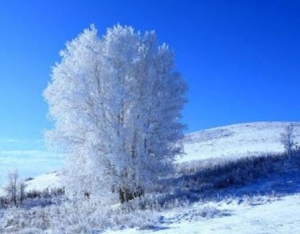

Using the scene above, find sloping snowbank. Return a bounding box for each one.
[2,121,299,195]
[0,171,62,196]
[1,121,300,233]
[25,171,62,192]
[178,121,300,163]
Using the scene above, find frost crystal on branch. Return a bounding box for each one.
[44,24,187,203]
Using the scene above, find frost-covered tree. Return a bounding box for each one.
[280,123,296,159]
[4,170,26,207]
[44,25,187,203]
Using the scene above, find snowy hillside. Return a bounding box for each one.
[179,121,300,163]
[25,171,62,192]
[22,121,300,193]
[6,121,299,195]
[1,121,300,233]
[104,122,300,234]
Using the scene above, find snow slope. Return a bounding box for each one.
[178,121,300,163]
[2,121,300,233]
[2,121,298,194]
[0,171,62,196]
[25,171,62,192]
[104,121,300,234]
[2,121,299,193]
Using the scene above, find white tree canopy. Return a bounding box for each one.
[44,24,187,202]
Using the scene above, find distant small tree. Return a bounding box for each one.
[4,170,26,207]
[280,124,296,159]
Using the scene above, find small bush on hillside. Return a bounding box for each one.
[280,123,298,159]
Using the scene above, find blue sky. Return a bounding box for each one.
[0,1,300,180]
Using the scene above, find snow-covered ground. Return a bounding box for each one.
[18,121,299,193]
[1,121,300,233]
[0,171,62,197]
[179,121,300,163]
[25,171,62,192]
[1,121,299,191]
[105,194,300,234]
[105,121,300,234]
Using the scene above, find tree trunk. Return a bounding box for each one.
[119,186,144,203]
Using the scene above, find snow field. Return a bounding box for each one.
[179,121,300,163]
[105,194,300,234]
[1,121,300,233]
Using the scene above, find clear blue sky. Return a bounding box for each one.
[1,0,300,144]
